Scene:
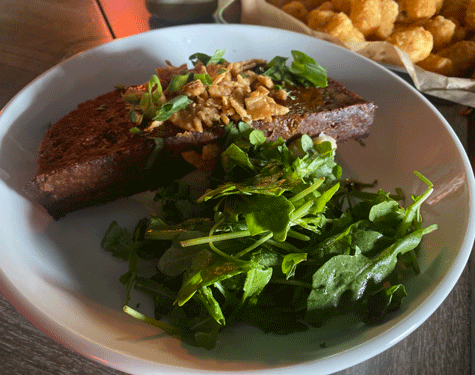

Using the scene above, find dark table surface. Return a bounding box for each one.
[0,1,473,374]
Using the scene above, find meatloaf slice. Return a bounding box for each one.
[24,89,225,219]
[24,78,376,219]
[252,78,376,142]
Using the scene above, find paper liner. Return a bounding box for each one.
[239,0,475,107]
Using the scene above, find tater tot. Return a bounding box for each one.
[316,1,336,11]
[324,12,366,42]
[281,1,309,22]
[424,15,456,49]
[386,26,434,62]
[438,40,475,75]
[447,17,468,42]
[465,0,475,29]
[350,0,382,37]
[307,9,335,29]
[303,0,328,10]
[332,0,352,13]
[416,53,455,75]
[374,0,399,39]
[434,0,444,13]
[404,0,437,20]
[440,0,469,25]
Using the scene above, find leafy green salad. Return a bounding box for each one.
[101,121,437,349]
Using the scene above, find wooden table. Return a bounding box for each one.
[0,1,472,374]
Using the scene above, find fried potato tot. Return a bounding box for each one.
[303,0,328,10]
[424,15,456,49]
[447,17,468,42]
[435,0,444,13]
[404,0,437,20]
[307,9,335,29]
[316,1,335,11]
[324,12,366,42]
[438,40,475,75]
[282,1,309,22]
[416,53,455,75]
[350,0,382,37]
[307,9,365,42]
[386,26,434,62]
[465,0,475,28]
[332,0,352,13]
[374,0,399,39]
[440,0,469,25]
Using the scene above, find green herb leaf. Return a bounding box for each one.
[166,73,191,92]
[289,50,328,88]
[243,195,295,241]
[147,74,163,102]
[195,286,226,325]
[176,259,254,306]
[263,51,327,88]
[282,253,307,279]
[220,143,256,175]
[194,73,213,86]
[189,49,226,66]
[208,49,226,65]
[242,267,273,305]
[248,129,267,146]
[100,221,134,261]
[153,95,192,121]
[305,224,437,324]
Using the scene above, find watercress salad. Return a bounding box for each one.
[101,122,437,349]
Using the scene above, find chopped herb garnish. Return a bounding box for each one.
[152,95,192,122]
[129,127,143,135]
[124,75,192,126]
[193,73,213,86]
[189,49,226,66]
[166,73,191,92]
[264,50,328,88]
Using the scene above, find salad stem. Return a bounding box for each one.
[208,241,241,262]
[287,229,311,241]
[289,177,324,204]
[235,232,273,259]
[267,238,302,253]
[290,200,314,221]
[180,230,252,247]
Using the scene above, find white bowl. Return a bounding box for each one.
[0,24,473,375]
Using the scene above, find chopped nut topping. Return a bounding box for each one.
[156,59,290,133]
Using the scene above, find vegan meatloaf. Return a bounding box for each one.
[24,71,376,219]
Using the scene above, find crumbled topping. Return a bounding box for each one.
[158,59,290,133]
